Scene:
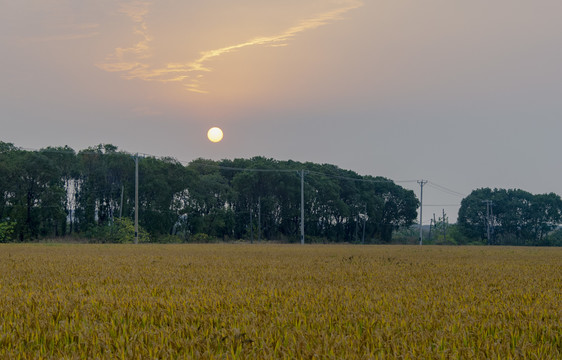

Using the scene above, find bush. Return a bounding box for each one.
[189,233,214,243]
[109,218,150,243]
[434,236,458,245]
[85,218,150,243]
[0,221,15,243]
[391,226,419,244]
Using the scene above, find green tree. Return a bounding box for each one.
[184,159,235,239]
[0,142,18,222]
[4,149,66,240]
[458,188,562,245]
[138,156,194,237]
[0,141,425,243]
[527,193,562,244]
[40,146,79,236]
[0,221,15,242]
[75,145,134,232]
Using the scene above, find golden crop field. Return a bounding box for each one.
[0,244,560,359]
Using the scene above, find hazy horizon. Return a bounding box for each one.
[3,0,562,223]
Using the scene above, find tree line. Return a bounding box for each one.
[2,141,560,245]
[0,142,419,243]
[457,188,562,246]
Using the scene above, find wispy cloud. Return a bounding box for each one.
[97,2,153,73]
[97,0,364,94]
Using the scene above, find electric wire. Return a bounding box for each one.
[427,182,466,198]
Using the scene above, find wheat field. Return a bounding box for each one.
[0,244,560,359]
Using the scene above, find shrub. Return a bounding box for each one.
[0,221,15,243]
[85,218,150,243]
[107,218,150,243]
[190,233,213,243]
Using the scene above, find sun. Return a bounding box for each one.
[207,127,224,143]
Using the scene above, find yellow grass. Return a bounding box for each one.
[0,244,560,359]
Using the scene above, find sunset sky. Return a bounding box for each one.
[2,0,562,223]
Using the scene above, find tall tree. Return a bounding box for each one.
[458,188,562,245]
[40,146,79,235]
[0,142,423,243]
[8,150,65,240]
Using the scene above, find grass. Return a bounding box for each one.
[0,244,560,359]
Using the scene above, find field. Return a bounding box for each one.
[0,244,560,359]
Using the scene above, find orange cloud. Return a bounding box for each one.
[97,0,363,93]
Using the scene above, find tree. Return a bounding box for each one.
[184,159,235,239]
[74,145,134,232]
[528,193,562,242]
[458,188,562,245]
[0,142,424,243]
[369,178,419,242]
[0,221,15,242]
[457,188,492,241]
[40,146,79,235]
[138,156,194,237]
[544,227,562,246]
[0,142,17,222]
[2,149,66,240]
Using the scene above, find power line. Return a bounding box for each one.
[307,170,418,184]
[427,182,466,198]
[216,166,296,173]
[181,161,418,184]
[424,204,461,207]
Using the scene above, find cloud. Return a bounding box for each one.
[97,0,363,93]
[97,2,152,75]
[118,1,150,23]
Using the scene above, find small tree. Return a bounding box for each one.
[109,217,150,243]
[90,218,150,243]
[0,221,15,243]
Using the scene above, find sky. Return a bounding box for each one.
[2,0,562,224]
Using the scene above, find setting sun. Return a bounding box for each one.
[207,127,224,142]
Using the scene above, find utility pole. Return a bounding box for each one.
[119,185,124,218]
[300,169,305,245]
[482,200,492,245]
[442,208,447,243]
[250,207,253,244]
[490,201,494,243]
[486,200,490,244]
[134,153,139,245]
[418,180,428,245]
[258,196,261,242]
[486,201,490,245]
